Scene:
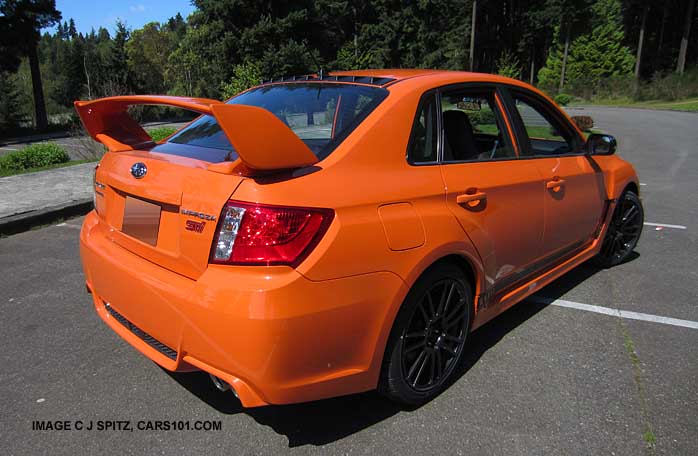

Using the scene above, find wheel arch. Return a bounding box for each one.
[370,250,482,385]
[624,181,639,196]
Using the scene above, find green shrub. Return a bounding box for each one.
[147,127,177,142]
[0,142,70,172]
[221,62,262,99]
[554,93,572,106]
[495,50,521,79]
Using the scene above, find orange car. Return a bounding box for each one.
[76,69,643,407]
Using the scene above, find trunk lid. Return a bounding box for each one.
[94,149,243,280]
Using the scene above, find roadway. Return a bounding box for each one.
[0,107,696,455]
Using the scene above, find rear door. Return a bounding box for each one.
[434,86,546,302]
[505,89,606,255]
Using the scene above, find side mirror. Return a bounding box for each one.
[586,133,617,155]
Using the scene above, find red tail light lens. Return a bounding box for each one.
[210,201,334,267]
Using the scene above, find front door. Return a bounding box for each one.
[507,90,606,254]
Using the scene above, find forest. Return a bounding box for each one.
[1,0,697,134]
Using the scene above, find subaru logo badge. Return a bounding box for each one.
[130,162,147,179]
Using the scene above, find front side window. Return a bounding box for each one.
[511,95,578,156]
[440,89,516,162]
[166,83,388,161]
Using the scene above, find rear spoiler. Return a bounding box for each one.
[74,95,319,173]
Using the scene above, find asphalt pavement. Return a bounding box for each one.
[0,107,696,455]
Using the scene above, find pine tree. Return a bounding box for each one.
[538,0,634,92]
[0,71,26,132]
[567,0,635,85]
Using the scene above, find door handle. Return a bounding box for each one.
[457,191,487,205]
[546,177,566,189]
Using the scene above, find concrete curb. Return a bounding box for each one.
[0,199,93,236]
[0,131,73,147]
[567,105,698,114]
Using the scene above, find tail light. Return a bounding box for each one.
[210,201,334,267]
[93,164,105,216]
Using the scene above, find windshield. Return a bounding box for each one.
[165,83,388,161]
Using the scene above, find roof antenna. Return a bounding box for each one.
[303,41,324,79]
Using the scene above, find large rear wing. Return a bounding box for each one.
[74,95,319,173]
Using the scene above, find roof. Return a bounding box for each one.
[260,69,444,88]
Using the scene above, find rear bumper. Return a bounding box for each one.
[80,211,407,407]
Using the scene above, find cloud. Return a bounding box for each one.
[129,4,146,13]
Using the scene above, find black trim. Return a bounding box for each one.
[406,90,440,165]
[105,303,178,361]
[478,239,590,310]
[261,73,395,87]
[594,199,615,238]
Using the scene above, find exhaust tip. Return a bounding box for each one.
[209,374,230,392]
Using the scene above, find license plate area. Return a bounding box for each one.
[122,196,161,246]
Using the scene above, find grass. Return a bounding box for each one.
[0,158,96,177]
[570,97,698,112]
[0,126,178,178]
[620,323,657,455]
[147,126,177,142]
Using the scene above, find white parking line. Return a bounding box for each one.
[639,183,647,186]
[530,296,698,330]
[644,222,687,230]
[56,222,81,230]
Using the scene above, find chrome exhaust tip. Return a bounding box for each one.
[209,374,230,392]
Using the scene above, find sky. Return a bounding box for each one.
[45,0,196,35]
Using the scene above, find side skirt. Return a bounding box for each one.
[471,237,601,331]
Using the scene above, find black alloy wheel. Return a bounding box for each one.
[380,263,472,405]
[400,279,468,391]
[596,190,644,267]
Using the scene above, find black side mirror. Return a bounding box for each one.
[586,133,617,155]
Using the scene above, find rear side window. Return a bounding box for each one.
[407,93,438,163]
[167,83,388,161]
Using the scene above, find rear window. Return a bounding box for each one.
[164,83,388,161]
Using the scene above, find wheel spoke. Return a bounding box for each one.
[440,283,456,319]
[443,334,464,344]
[445,302,466,326]
[407,350,427,381]
[412,351,430,386]
[621,205,636,224]
[429,350,436,384]
[416,299,430,324]
[440,344,458,357]
[436,283,449,317]
[405,330,426,339]
[426,292,436,318]
[404,340,424,354]
[435,349,443,378]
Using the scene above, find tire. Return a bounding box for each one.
[594,190,644,268]
[379,262,472,406]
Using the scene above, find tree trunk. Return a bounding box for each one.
[530,46,535,85]
[634,1,649,96]
[469,0,477,71]
[657,2,667,56]
[83,54,92,99]
[677,0,696,74]
[27,45,48,130]
[559,24,570,92]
